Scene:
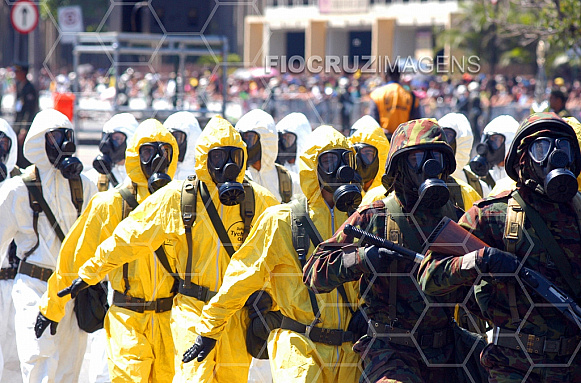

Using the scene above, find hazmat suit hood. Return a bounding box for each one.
[348,123,390,191]
[0,118,18,186]
[299,125,355,207]
[438,112,473,180]
[276,112,312,174]
[125,119,178,198]
[481,115,518,180]
[164,111,202,180]
[349,115,381,135]
[382,118,456,194]
[564,117,581,191]
[101,113,139,182]
[236,109,277,173]
[23,109,75,176]
[195,116,247,190]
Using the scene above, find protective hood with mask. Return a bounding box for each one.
[0,118,18,185]
[349,115,381,137]
[275,112,312,176]
[301,125,362,213]
[348,120,390,193]
[164,111,202,180]
[92,113,139,186]
[236,109,300,202]
[438,113,473,181]
[469,115,518,180]
[382,118,456,210]
[126,119,178,194]
[196,116,248,206]
[505,112,581,203]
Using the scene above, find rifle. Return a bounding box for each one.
[343,220,581,327]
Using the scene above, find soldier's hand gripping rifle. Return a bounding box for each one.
[344,219,581,327]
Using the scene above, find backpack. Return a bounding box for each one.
[22,167,108,333]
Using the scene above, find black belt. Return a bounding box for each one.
[368,319,454,349]
[113,291,174,313]
[0,267,17,280]
[493,326,580,356]
[177,278,217,303]
[17,260,53,282]
[280,316,353,346]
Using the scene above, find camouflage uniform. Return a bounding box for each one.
[419,113,581,383]
[304,120,473,383]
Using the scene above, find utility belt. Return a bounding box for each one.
[280,316,354,346]
[493,326,581,356]
[368,319,454,349]
[113,290,174,314]
[177,278,217,303]
[0,267,17,280]
[17,260,53,282]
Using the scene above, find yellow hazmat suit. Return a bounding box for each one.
[40,119,179,382]
[348,123,390,194]
[196,125,361,383]
[76,116,278,382]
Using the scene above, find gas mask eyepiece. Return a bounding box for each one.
[241,131,261,167]
[45,128,83,179]
[170,129,188,163]
[276,131,297,165]
[208,146,246,206]
[317,149,362,212]
[139,142,173,193]
[528,136,577,202]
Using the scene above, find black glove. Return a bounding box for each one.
[363,245,398,273]
[252,310,283,340]
[35,312,58,338]
[57,277,89,299]
[347,306,369,341]
[477,247,520,277]
[182,336,217,363]
[245,291,273,320]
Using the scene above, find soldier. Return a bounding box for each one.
[304,119,485,382]
[419,112,581,382]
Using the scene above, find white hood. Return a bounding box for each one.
[275,112,312,175]
[236,109,278,173]
[0,118,18,187]
[481,115,518,183]
[438,113,473,180]
[102,113,139,183]
[164,111,202,180]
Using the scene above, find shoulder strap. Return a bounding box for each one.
[22,167,66,243]
[383,196,423,253]
[21,169,43,259]
[199,181,237,258]
[97,174,109,192]
[181,176,199,289]
[275,163,293,203]
[118,184,139,293]
[68,177,84,218]
[503,197,524,254]
[239,181,255,242]
[447,177,464,211]
[483,173,496,189]
[463,167,483,197]
[9,166,22,178]
[511,190,581,298]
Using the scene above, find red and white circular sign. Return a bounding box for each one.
[11,0,39,35]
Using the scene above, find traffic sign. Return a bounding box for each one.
[11,0,39,35]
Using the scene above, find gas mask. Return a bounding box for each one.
[207,146,246,206]
[528,136,577,202]
[139,142,173,193]
[469,133,505,177]
[401,149,449,209]
[317,149,362,212]
[353,143,379,186]
[93,131,127,176]
[276,131,297,165]
[0,132,12,183]
[170,129,187,163]
[45,128,83,179]
[241,131,261,168]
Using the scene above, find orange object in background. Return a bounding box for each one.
[53,93,76,122]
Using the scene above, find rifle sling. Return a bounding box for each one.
[199,182,236,258]
[511,190,581,298]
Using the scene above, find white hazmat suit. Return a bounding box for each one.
[164,111,202,180]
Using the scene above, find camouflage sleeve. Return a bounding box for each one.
[303,203,381,293]
[418,205,486,297]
